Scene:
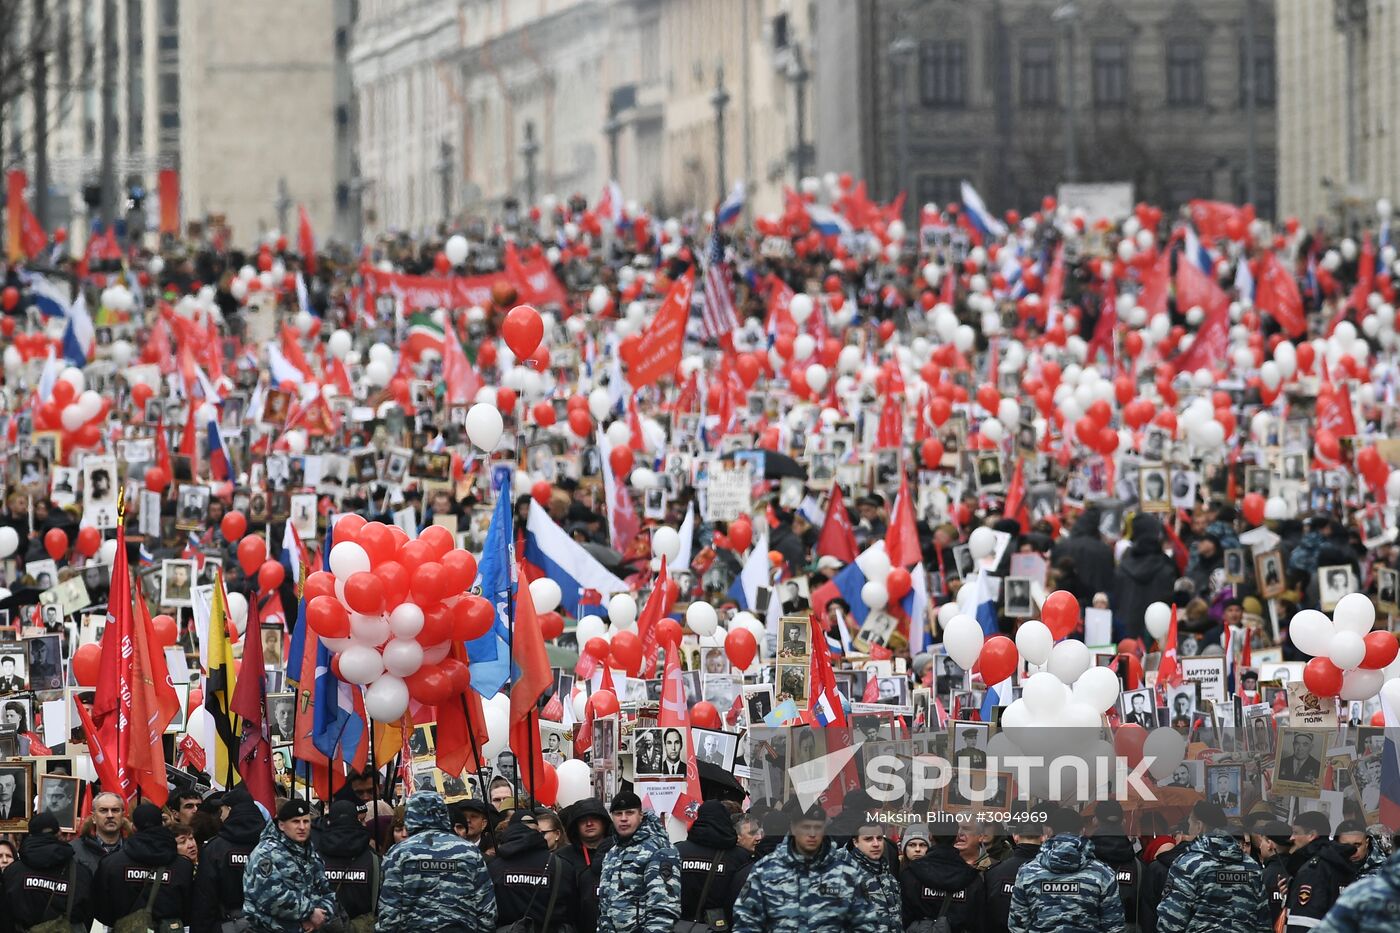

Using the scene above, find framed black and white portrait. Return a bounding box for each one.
[692,728,739,771]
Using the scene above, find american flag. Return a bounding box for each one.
[700,232,740,344]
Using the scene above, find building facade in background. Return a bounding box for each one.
[1276,0,1400,231]
[814,0,1277,221]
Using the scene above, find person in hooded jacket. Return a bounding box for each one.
[899,830,980,931]
[1090,802,1142,930]
[1008,808,1124,933]
[92,802,194,929]
[845,823,901,933]
[191,785,266,933]
[1114,514,1180,640]
[1051,508,1115,605]
[1155,803,1265,933]
[488,812,577,932]
[1313,847,1400,933]
[675,800,751,929]
[557,797,615,933]
[0,811,94,933]
[596,792,681,933]
[315,800,379,926]
[1140,832,1192,933]
[377,791,495,933]
[982,820,1047,933]
[1284,812,1357,933]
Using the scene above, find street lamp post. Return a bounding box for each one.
[1053,2,1079,183]
[711,63,731,203]
[521,121,540,206]
[274,177,291,237]
[603,107,622,182]
[889,38,916,211]
[435,139,455,225]
[787,45,810,182]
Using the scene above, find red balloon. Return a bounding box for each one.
[920,438,944,469]
[258,560,286,592]
[886,568,913,600]
[452,596,495,641]
[728,519,753,553]
[928,397,951,426]
[237,535,267,576]
[307,595,351,638]
[502,304,544,360]
[609,630,643,676]
[1114,724,1147,767]
[434,251,451,274]
[72,643,102,686]
[736,354,761,388]
[1241,493,1266,527]
[75,526,101,558]
[343,571,384,614]
[976,384,1001,414]
[304,570,336,602]
[1304,657,1344,697]
[220,511,248,542]
[1361,631,1399,670]
[1041,590,1081,640]
[608,446,634,477]
[531,480,552,506]
[418,525,455,561]
[587,689,620,718]
[131,383,153,409]
[406,664,455,705]
[144,466,170,492]
[1,285,18,311]
[978,635,1019,686]
[584,637,611,661]
[540,611,565,641]
[51,380,75,406]
[356,522,396,566]
[690,701,722,730]
[1316,429,1340,462]
[43,527,67,560]
[725,628,758,670]
[336,514,368,539]
[411,563,446,605]
[396,538,432,568]
[418,604,453,644]
[373,561,411,608]
[442,657,471,695]
[151,614,179,647]
[655,618,682,648]
[440,550,478,596]
[568,408,592,437]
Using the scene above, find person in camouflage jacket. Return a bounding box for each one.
[732,806,882,933]
[242,799,337,933]
[1314,851,1400,933]
[1156,805,1267,933]
[596,793,681,933]
[846,823,901,933]
[377,791,496,933]
[1008,809,1123,933]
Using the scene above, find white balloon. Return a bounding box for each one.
[364,675,410,722]
[1144,602,1172,641]
[997,398,1020,430]
[61,404,86,431]
[968,526,997,561]
[364,359,391,387]
[339,645,385,684]
[630,468,658,490]
[605,420,631,448]
[444,234,469,266]
[0,526,18,558]
[576,615,608,646]
[59,367,84,392]
[329,541,371,579]
[805,363,829,394]
[382,638,425,677]
[1264,496,1289,521]
[1047,639,1091,684]
[1328,631,1366,670]
[855,545,891,582]
[481,703,511,760]
[651,527,681,562]
[530,578,562,614]
[328,329,353,359]
[861,580,889,610]
[1388,471,1400,501]
[555,759,594,807]
[588,388,612,420]
[1341,667,1385,701]
[793,334,816,362]
[1142,728,1187,781]
[943,614,985,669]
[226,593,249,629]
[350,612,391,647]
[686,601,718,636]
[1015,620,1053,665]
[466,403,504,451]
[1289,609,1335,657]
[1022,672,1069,716]
[1333,592,1375,636]
[1072,666,1121,713]
[388,603,425,639]
[608,594,638,628]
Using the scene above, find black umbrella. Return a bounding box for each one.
[721,449,808,481]
[579,541,629,577]
[696,760,747,802]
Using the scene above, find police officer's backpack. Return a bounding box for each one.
[112,871,180,933]
[22,860,76,933]
[497,854,566,933]
[905,889,956,933]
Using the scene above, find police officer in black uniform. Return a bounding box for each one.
[557,798,615,933]
[315,800,379,926]
[192,786,266,933]
[92,802,195,930]
[1248,817,1294,930]
[1284,811,1356,933]
[0,812,94,933]
[981,818,1046,933]
[675,800,750,929]
[1089,801,1141,930]
[900,830,981,931]
[488,812,577,931]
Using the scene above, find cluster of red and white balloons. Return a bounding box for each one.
[32,371,112,460]
[1288,593,1399,700]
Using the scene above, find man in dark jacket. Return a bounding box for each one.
[981,820,1045,933]
[1090,801,1142,929]
[1248,819,1293,930]
[0,812,95,933]
[92,802,194,928]
[315,800,379,926]
[70,789,126,877]
[488,814,576,931]
[557,798,615,933]
[1052,508,1115,604]
[1140,833,1191,933]
[1114,514,1181,640]
[192,785,266,933]
[1284,812,1356,933]
[675,800,750,929]
[900,832,981,931]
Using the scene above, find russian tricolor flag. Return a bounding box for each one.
[27,273,71,318]
[207,416,231,481]
[61,293,94,368]
[806,204,853,237]
[717,181,745,227]
[960,181,1007,240]
[523,501,628,619]
[957,569,1002,636]
[1184,225,1215,276]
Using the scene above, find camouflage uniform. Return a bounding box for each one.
[376,792,496,933]
[1009,834,1124,933]
[1349,838,1388,882]
[846,847,901,933]
[596,811,681,933]
[1315,852,1400,933]
[732,838,881,933]
[242,820,337,933]
[1156,830,1267,933]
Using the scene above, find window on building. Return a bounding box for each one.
[159,0,177,28]
[916,174,961,212]
[1240,36,1275,107]
[57,0,71,87]
[1019,39,1056,107]
[159,110,179,130]
[159,73,179,107]
[1091,39,1128,106]
[1166,38,1204,106]
[919,40,966,108]
[158,34,178,53]
[772,13,789,51]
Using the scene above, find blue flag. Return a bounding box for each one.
[312,519,363,763]
[469,482,515,697]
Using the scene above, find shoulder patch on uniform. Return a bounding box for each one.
[1296,884,1311,905]
[1215,870,1251,885]
[258,859,273,877]
[1041,881,1080,894]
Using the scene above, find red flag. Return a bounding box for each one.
[626,269,694,388]
[441,316,484,405]
[510,560,552,724]
[436,644,490,777]
[279,324,316,383]
[1172,255,1231,375]
[885,472,921,568]
[816,485,858,563]
[1138,249,1172,317]
[626,394,646,452]
[92,521,136,800]
[18,199,46,259]
[1003,457,1030,533]
[74,697,122,795]
[157,169,180,236]
[1187,200,1248,241]
[1161,518,1190,576]
[807,611,847,727]
[764,275,799,346]
[6,170,26,261]
[876,393,903,447]
[291,636,334,802]
[229,598,277,811]
[509,709,548,802]
[1256,252,1306,338]
[297,204,317,276]
[1158,604,1182,689]
[1085,285,1117,363]
[1316,380,1359,438]
[128,589,181,805]
[179,397,199,460]
[1040,243,1066,326]
[635,557,669,678]
[657,641,703,824]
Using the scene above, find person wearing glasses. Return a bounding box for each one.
[489,811,577,932]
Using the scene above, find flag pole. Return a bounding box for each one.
[513,375,534,806]
[368,722,379,805]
